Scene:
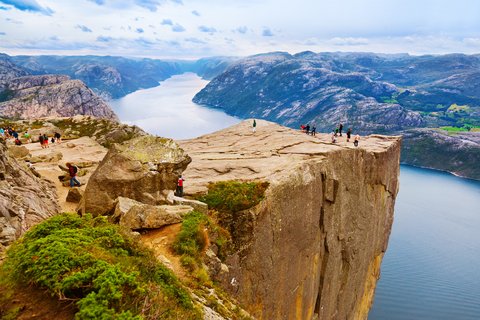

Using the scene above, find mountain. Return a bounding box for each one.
[194,51,480,132]
[0,74,117,120]
[8,54,237,99]
[0,54,29,88]
[193,52,426,134]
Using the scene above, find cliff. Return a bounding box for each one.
[0,139,60,251]
[179,120,401,319]
[0,75,118,120]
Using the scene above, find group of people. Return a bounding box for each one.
[38,132,62,149]
[0,127,30,146]
[298,122,361,147]
[300,124,317,136]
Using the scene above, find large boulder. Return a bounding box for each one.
[66,188,84,203]
[0,140,59,249]
[81,135,191,216]
[112,197,193,230]
[7,145,30,159]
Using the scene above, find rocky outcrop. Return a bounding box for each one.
[0,140,60,249]
[81,135,191,216]
[401,128,480,180]
[0,75,118,121]
[111,197,194,230]
[179,120,401,320]
[0,116,146,147]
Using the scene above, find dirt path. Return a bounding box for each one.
[23,137,108,212]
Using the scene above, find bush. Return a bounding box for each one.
[199,181,269,214]
[172,211,208,259]
[2,213,201,320]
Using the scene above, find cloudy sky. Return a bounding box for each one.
[0,0,479,58]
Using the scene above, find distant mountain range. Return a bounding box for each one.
[193,51,480,179]
[1,53,237,100]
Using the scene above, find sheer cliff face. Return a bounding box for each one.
[0,75,118,121]
[0,140,60,250]
[179,120,401,320]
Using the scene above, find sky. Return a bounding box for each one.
[0,0,479,58]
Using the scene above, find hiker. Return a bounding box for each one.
[339,123,343,136]
[176,175,185,197]
[23,131,31,143]
[346,128,352,142]
[43,134,49,148]
[51,137,55,144]
[305,124,310,134]
[0,128,4,138]
[39,134,45,148]
[252,119,257,133]
[54,132,62,143]
[66,163,81,187]
[354,134,360,147]
[334,127,339,137]
[14,138,22,146]
[300,124,306,132]
[311,125,316,136]
[331,131,337,143]
[12,130,18,139]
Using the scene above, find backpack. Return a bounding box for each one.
[73,166,78,174]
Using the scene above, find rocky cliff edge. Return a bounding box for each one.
[179,119,401,320]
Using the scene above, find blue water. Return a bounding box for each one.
[369,165,480,319]
[109,74,480,319]
[109,73,240,140]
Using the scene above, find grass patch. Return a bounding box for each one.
[198,181,269,214]
[1,213,202,320]
[172,211,209,259]
[440,124,480,133]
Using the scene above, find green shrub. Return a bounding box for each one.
[2,213,201,320]
[199,181,269,214]
[172,211,208,259]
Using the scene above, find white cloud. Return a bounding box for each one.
[1,0,479,58]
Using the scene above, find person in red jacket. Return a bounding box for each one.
[66,163,81,187]
[176,175,185,197]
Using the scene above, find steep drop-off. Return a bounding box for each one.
[179,120,401,319]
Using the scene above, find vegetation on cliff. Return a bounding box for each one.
[1,213,201,320]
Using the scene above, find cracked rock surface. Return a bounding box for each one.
[179,119,401,320]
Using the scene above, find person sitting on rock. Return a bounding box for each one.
[331,131,337,143]
[354,134,360,147]
[175,175,185,197]
[66,163,81,187]
[14,138,22,146]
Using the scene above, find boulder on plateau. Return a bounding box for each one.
[81,135,191,216]
[112,197,193,230]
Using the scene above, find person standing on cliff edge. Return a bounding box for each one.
[176,175,185,197]
[252,119,257,133]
